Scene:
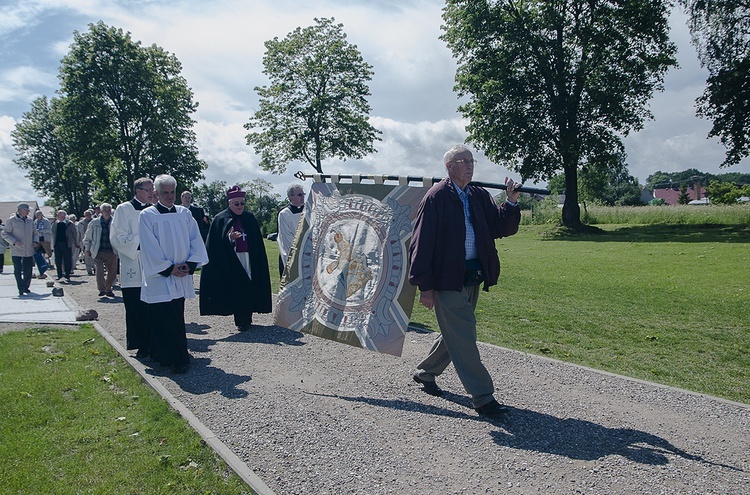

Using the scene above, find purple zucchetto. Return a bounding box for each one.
[227,185,246,200]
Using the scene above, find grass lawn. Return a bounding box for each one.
[410,224,750,404]
[0,325,253,495]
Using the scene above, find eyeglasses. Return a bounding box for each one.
[451,159,477,165]
[294,193,305,197]
[231,201,246,207]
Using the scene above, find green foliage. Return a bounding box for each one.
[191,180,233,219]
[243,179,283,235]
[245,17,381,174]
[11,97,94,214]
[0,326,251,493]
[441,0,677,229]
[677,185,692,205]
[522,195,562,225]
[706,180,750,205]
[681,0,750,166]
[58,21,205,205]
[648,198,666,206]
[191,179,283,235]
[410,224,750,404]
[551,162,643,207]
[646,168,719,190]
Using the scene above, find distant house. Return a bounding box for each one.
[0,201,54,222]
[652,177,707,205]
[640,187,654,204]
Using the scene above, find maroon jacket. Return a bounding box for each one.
[408,178,520,292]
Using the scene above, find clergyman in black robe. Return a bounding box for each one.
[199,185,272,331]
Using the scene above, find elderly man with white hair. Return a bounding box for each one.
[139,174,208,373]
[2,203,38,295]
[409,144,522,419]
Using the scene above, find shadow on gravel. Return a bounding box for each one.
[307,393,741,472]
[491,407,742,470]
[306,392,485,422]
[145,356,251,398]
[186,322,211,335]
[219,325,306,346]
[185,326,304,355]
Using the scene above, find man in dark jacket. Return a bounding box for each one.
[51,210,78,283]
[408,144,522,419]
[199,185,272,331]
[180,191,209,242]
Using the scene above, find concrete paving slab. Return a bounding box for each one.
[0,272,79,323]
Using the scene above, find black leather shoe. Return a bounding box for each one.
[475,399,509,419]
[412,374,444,396]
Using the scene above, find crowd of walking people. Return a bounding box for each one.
[2,145,522,418]
[1,175,276,374]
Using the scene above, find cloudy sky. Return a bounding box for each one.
[1,0,748,206]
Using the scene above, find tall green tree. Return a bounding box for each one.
[245,17,381,174]
[58,22,205,205]
[11,96,93,214]
[681,0,750,166]
[441,0,677,228]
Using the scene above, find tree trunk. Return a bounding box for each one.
[562,161,583,229]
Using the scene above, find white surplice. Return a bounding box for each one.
[139,205,208,303]
[110,201,144,289]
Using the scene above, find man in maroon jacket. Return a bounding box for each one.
[409,144,522,419]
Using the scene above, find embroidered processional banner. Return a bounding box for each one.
[273,180,431,356]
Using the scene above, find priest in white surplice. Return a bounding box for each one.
[139,174,208,374]
[110,177,155,359]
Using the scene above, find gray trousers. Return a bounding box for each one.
[416,285,495,408]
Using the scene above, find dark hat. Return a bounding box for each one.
[227,185,246,200]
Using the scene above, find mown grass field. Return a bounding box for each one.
[409,222,750,404]
[266,204,749,404]
[0,325,252,494]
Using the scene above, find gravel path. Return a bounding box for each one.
[56,273,749,494]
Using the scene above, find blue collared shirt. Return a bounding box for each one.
[452,181,477,260]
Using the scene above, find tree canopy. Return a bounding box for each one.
[58,21,205,205]
[245,17,381,174]
[705,180,750,204]
[441,0,677,228]
[191,179,283,235]
[11,96,94,214]
[646,169,750,190]
[681,0,750,166]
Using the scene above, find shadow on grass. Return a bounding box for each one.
[545,224,750,243]
[307,392,740,470]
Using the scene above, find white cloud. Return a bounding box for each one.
[0,115,43,202]
[0,0,748,209]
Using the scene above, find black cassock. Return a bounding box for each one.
[199,208,272,321]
